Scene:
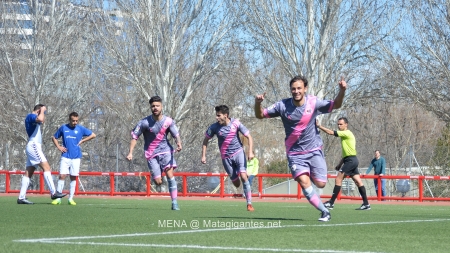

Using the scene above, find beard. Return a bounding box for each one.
[152,111,161,116]
[292,94,303,102]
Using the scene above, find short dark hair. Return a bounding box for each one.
[69,112,79,119]
[338,117,348,124]
[33,104,45,111]
[289,75,308,88]
[149,96,162,104]
[215,105,229,116]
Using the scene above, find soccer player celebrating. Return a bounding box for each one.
[18,104,67,204]
[254,75,347,222]
[51,112,96,205]
[127,96,182,210]
[317,117,370,210]
[202,105,255,211]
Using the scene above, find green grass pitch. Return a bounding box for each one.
[1,196,449,253]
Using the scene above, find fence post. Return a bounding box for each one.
[146,175,151,196]
[40,172,44,194]
[419,177,424,202]
[220,175,225,198]
[258,175,263,199]
[183,175,187,197]
[6,171,10,193]
[75,176,79,195]
[110,174,115,196]
[377,177,382,202]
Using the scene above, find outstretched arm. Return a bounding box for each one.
[316,120,335,135]
[254,92,266,119]
[333,77,347,109]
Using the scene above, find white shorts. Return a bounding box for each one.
[26,142,47,168]
[59,157,81,176]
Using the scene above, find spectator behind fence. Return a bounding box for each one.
[247,157,259,187]
[364,150,386,198]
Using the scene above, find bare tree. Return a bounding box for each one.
[0,1,97,171]
[380,0,450,123]
[93,0,233,122]
[233,0,397,102]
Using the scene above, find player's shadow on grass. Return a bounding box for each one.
[197,216,303,221]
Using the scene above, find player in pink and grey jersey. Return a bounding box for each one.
[255,75,347,222]
[202,105,255,211]
[127,96,182,210]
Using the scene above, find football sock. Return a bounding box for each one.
[168,177,178,204]
[69,180,76,200]
[303,185,327,212]
[243,180,252,204]
[18,176,30,199]
[57,180,65,196]
[330,185,342,204]
[358,186,369,205]
[43,171,56,195]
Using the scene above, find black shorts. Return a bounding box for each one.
[339,156,359,176]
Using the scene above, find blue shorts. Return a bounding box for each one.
[147,152,177,179]
[222,150,247,182]
[287,149,327,183]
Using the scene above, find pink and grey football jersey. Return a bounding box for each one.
[205,118,249,159]
[263,95,334,155]
[131,115,179,160]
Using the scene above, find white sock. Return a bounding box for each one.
[57,180,65,193]
[18,176,30,199]
[69,180,76,200]
[54,180,65,201]
[43,171,56,195]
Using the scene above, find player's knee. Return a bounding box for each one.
[355,181,364,187]
[154,179,163,185]
[239,173,248,182]
[315,182,326,188]
[232,180,241,188]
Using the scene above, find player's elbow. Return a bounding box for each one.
[333,103,342,110]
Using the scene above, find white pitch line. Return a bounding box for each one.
[20,241,383,253]
[15,218,450,243]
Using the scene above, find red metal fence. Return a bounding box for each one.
[1,170,449,202]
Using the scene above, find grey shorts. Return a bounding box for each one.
[147,152,177,179]
[287,150,327,183]
[222,150,247,182]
